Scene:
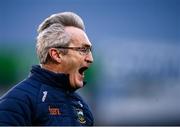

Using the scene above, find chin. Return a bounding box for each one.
[75,82,84,88]
[69,72,84,89]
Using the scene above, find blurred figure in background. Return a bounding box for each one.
[0,11,94,126]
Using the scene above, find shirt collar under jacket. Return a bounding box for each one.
[29,65,86,92]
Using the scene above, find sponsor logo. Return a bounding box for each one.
[48,106,61,115]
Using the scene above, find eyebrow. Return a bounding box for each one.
[81,44,91,47]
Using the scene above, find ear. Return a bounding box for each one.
[48,48,62,63]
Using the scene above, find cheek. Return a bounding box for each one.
[65,57,82,71]
[62,53,84,71]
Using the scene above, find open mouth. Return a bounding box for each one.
[78,67,88,76]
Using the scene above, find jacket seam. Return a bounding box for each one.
[15,87,37,97]
[0,109,24,118]
[1,97,30,107]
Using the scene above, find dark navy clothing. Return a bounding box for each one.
[0,65,94,126]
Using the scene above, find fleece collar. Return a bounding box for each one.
[30,65,85,92]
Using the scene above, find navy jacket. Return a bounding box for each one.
[0,65,94,126]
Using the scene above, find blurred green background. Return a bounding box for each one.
[0,0,180,125]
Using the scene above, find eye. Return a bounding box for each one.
[80,47,87,52]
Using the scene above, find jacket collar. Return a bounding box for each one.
[29,65,79,92]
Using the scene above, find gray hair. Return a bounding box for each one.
[36,12,85,64]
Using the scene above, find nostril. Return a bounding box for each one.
[86,59,93,63]
[85,56,93,63]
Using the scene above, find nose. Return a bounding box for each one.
[85,52,93,63]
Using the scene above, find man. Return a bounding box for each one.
[0,12,94,126]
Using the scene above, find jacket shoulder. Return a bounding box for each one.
[0,78,41,125]
[1,78,40,104]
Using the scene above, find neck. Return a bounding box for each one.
[41,63,62,74]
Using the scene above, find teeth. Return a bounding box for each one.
[82,72,85,78]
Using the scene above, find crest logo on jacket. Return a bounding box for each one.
[76,108,86,124]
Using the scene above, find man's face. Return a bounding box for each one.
[61,26,93,89]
